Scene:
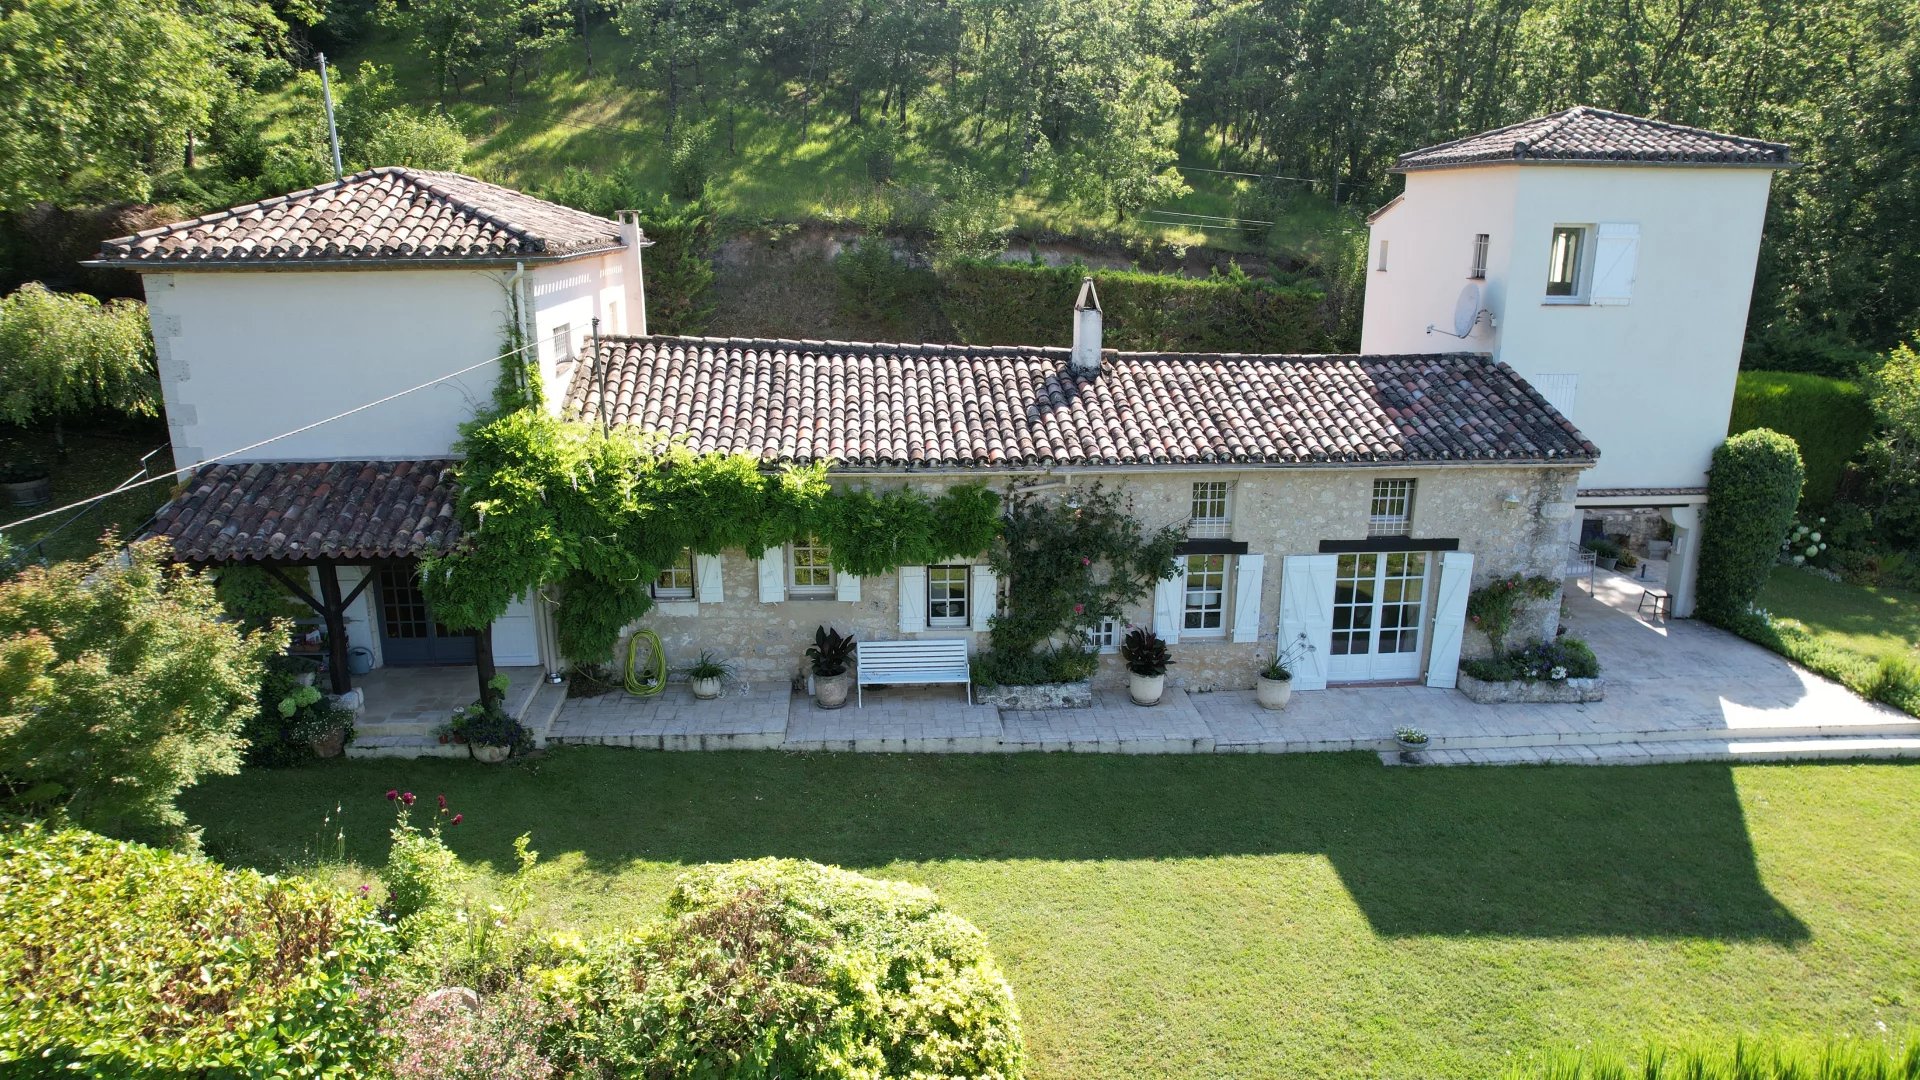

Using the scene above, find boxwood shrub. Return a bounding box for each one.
[0,821,398,1076]
[1698,430,1805,625]
[565,858,1027,1078]
[1728,370,1875,508]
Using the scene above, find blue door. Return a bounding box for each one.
[376,565,476,666]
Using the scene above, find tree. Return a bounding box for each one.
[0,540,281,844]
[0,284,158,450]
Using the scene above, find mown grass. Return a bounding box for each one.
[185,749,1920,1080]
[1,423,173,563]
[1761,567,1920,667]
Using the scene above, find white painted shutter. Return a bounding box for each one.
[1590,222,1639,306]
[757,550,785,603]
[1230,553,1265,643]
[969,565,997,632]
[1278,555,1337,691]
[1425,551,1476,689]
[490,590,541,666]
[695,553,724,604]
[898,566,928,632]
[1529,373,1579,421]
[835,573,862,602]
[1151,563,1187,644]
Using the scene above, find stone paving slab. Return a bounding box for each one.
[547,682,790,750]
[1002,689,1215,753]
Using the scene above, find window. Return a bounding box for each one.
[787,537,835,598]
[1085,617,1120,652]
[1375,239,1389,271]
[1368,479,1416,537]
[1182,554,1228,637]
[1189,480,1231,538]
[551,323,573,360]
[1470,233,1490,279]
[927,565,970,628]
[652,548,696,600]
[1546,226,1586,298]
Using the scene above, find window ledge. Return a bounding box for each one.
[1541,297,1590,306]
[786,590,836,602]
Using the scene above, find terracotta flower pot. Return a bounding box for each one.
[1255,674,1293,711]
[814,671,852,709]
[307,726,347,759]
[471,743,511,764]
[1129,672,1165,706]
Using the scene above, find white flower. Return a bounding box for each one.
[1806,545,1820,558]
[1793,555,1806,565]
[1550,665,1568,680]
[1810,532,1821,542]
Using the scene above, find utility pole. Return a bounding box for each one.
[318,52,343,180]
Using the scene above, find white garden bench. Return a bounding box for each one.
[855,639,973,707]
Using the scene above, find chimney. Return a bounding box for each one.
[615,210,653,336]
[1070,276,1102,374]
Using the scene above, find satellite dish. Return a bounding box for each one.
[1425,282,1489,339]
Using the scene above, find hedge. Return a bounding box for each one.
[566,858,1027,1078]
[1697,429,1805,624]
[937,259,1333,354]
[1728,370,1875,507]
[0,821,398,1076]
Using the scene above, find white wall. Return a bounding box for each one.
[530,250,634,406]
[1362,164,1777,492]
[145,268,515,462]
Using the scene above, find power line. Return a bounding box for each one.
[1175,163,1322,185]
[0,340,541,536]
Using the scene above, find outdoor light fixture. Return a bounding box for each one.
[1500,491,1524,510]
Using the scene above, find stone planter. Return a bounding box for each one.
[1457,672,1605,704]
[1395,737,1430,752]
[307,726,347,759]
[1,475,51,508]
[471,743,512,764]
[1595,556,1619,572]
[1255,674,1293,711]
[813,671,852,710]
[1128,672,1165,706]
[690,676,724,700]
[976,680,1092,710]
[1648,539,1673,559]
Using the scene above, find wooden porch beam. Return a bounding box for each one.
[260,563,325,614]
[315,564,353,695]
[474,624,498,706]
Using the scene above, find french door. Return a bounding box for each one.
[1326,551,1430,683]
[377,565,476,666]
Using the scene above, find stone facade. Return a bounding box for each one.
[1457,673,1606,704]
[607,463,1585,692]
[975,681,1094,709]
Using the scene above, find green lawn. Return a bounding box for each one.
[1,424,174,563]
[185,749,1920,1079]
[1760,566,1920,666]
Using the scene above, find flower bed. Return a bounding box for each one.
[1458,638,1604,704]
[976,680,1093,709]
[1458,672,1605,704]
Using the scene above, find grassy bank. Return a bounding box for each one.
[187,749,1920,1079]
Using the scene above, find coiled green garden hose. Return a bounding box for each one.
[624,628,667,696]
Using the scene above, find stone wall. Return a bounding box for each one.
[597,464,1586,691]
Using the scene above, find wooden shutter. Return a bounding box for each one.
[1529,373,1579,421]
[1590,222,1639,306]
[898,566,928,632]
[835,573,862,602]
[1426,551,1475,688]
[1230,553,1265,643]
[695,554,724,604]
[969,565,997,632]
[757,550,785,603]
[1278,555,1337,691]
[1151,563,1187,644]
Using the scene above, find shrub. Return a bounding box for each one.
[859,120,900,184]
[1464,573,1560,652]
[937,259,1333,354]
[564,858,1026,1078]
[1728,370,1875,508]
[1462,638,1600,683]
[380,796,464,926]
[0,821,398,1075]
[1698,430,1805,625]
[929,165,1007,263]
[1723,610,1920,718]
[668,122,715,201]
[243,654,355,768]
[384,979,568,1080]
[0,539,280,843]
[834,236,916,320]
[976,643,1099,687]
[361,107,468,170]
[0,282,158,442]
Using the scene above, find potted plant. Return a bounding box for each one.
[806,625,856,709]
[0,452,51,509]
[1394,725,1430,751]
[1583,536,1621,571]
[1257,634,1316,711]
[685,650,735,700]
[1120,627,1172,706]
[448,698,534,763]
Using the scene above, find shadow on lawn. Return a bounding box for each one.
[189,749,1808,943]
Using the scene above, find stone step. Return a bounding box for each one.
[347,734,472,759]
[1381,734,1920,767]
[1413,716,1920,752]
[523,680,569,748]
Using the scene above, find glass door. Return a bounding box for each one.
[1326,552,1429,682]
[377,565,476,666]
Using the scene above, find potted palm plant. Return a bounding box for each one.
[685,650,735,700]
[1120,627,1172,706]
[806,625,856,709]
[1256,634,1316,711]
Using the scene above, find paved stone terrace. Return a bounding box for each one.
[540,564,1920,764]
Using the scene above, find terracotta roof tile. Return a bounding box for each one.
[147,459,462,562]
[1395,107,1791,171]
[566,337,1598,469]
[95,169,623,266]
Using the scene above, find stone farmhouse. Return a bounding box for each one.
[93,109,1789,706]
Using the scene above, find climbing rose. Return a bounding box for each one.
[1073,604,1084,614]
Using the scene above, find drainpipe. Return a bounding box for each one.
[616,211,653,337]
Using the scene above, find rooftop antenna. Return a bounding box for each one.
[318,53,343,180]
[1427,282,1491,339]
